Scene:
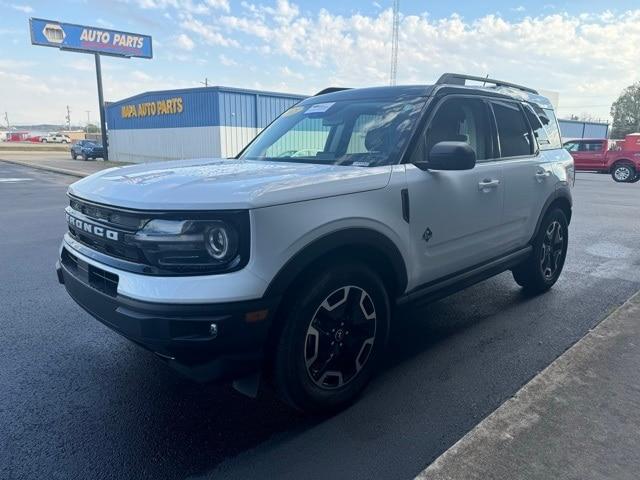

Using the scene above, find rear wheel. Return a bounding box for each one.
[272,262,390,413]
[81,153,88,161]
[513,208,568,293]
[71,152,77,160]
[611,163,635,183]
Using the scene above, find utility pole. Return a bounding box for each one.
[85,110,91,127]
[65,105,71,130]
[3,112,9,129]
[389,0,399,86]
[200,77,209,87]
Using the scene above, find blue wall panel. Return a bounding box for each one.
[257,95,301,128]
[558,119,609,140]
[106,86,305,131]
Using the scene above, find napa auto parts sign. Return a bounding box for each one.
[29,18,152,58]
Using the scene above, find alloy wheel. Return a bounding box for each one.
[540,220,564,280]
[304,286,377,390]
[614,166,632,181]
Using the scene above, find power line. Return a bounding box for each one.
[200,78,210,87]
[389,0,399,86]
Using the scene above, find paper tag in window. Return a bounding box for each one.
[282,106,303,117]
[305,102,335,114]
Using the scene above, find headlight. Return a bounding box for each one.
[132,215,247,274]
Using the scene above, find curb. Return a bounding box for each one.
[415,289,640,479]
[0,158,94,178]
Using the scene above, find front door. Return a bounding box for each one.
[406,96,507,286]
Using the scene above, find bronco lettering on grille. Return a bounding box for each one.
[66,213,119,241]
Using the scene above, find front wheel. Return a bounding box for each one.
[512,208,568,294]
[611,163,635,183]
[272,263,390,413]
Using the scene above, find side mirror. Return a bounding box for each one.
[414,141,477,171]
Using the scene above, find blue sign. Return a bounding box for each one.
[29,18,152,59]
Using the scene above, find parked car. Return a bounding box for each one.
[56,73,574,413]
[563,137,640,183]
[71,140,104,160]
[41,132,71,143]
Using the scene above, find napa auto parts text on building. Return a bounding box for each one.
[121,98,184,118]
[29,18,153,58]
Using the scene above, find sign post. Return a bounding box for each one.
[29,18,153,161]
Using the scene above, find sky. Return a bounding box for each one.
[1,0,639,125]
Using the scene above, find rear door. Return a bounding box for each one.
[571,140,605,170]
[500,101,559,248]
[405,95,508,284]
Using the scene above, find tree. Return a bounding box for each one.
[85,123,99,133]
[610,82,640,139]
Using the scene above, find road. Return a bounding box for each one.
[1,162,639,480]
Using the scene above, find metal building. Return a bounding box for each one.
[105,86,305,163]
[558,119,609,140]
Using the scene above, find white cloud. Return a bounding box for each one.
[205,0,230,12]
[180,15,238,47]
[176,33,195,51]
[11,3,33,13]
[218,54,237,66]
[219,4,640,118]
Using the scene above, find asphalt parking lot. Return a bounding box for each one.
[1,162,639,480]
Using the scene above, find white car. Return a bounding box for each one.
[56,74,574,413]
[41,132,70,143]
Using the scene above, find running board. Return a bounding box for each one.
[397,246,532,307]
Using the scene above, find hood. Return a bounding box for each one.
[68,158,393,210]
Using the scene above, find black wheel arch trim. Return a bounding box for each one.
[263,228,408,299]
[529,186,572,245]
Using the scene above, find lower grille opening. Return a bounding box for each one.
[88,265,119,297]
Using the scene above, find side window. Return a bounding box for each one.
[563,142,579,152]
[422,97,492,161]
[541,108,562,148]
[491,101,533,158]
[583,141,604,152]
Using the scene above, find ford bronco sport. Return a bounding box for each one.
[57,74,574,413]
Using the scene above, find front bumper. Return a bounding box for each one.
[57,247,279,383]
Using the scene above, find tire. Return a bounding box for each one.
[41,138,47,143]
[512,208,568,294]
[71,152,77,160]
[630,174,640,184]
[611,163,635,183]
[272,262,390,413]
[81,154,88,161]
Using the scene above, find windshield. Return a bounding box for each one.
[240,96,426,167]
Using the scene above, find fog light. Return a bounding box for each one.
[209,323,218,338]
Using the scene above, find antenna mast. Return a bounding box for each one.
[389,0,399,86]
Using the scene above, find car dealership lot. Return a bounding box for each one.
[1,162,639,480]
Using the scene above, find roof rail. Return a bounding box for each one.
[436,73,538,95]
[314,87,352,96]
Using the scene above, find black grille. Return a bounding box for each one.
[67,197,148,263]
[61,248,119,297]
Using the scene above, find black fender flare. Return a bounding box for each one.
[263,228,408,299]
[529,186,572,244]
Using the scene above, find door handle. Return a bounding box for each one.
[535,170,551,181]
[478,179,500,191]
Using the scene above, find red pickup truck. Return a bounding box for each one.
[563,135,640,183]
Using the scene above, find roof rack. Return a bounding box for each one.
[435,73,538,95]
[314,87,352,96]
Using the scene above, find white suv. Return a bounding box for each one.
[42,132,71,143]
[56,74,574,413]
